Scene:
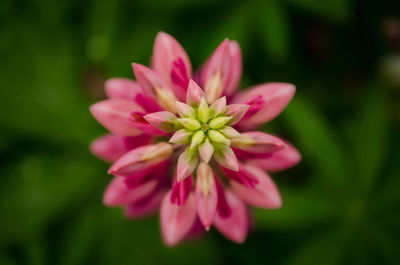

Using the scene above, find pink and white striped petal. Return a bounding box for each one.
[230,164,282,209]
[90,99,144,136]
[160,191,197,246]
[213,189,248,244]
[247,143,301,172]
[232,83,296,129]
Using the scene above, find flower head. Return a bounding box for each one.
[90,32,301,245]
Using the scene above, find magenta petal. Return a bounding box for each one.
[160,191,197,246]
[186,79,205,107]
[123,134,153,151]
[90,134,126,163]
[90,99,144,136]
[170,174,194,206]
[213,189,248,244]
[108,143,173,176]
[124,189,166,218]
[103,176,158,206]
[230,164,282,209]
[247,143,301,172]
[195,163,218,230]
[105,78,142,100]
[232,83,296,129]
[221,162,259,189]
[152,32,192,100]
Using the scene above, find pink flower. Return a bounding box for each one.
[90,32,301,246]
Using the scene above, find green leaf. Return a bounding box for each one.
[282,96,350,194]
[284,226,351,265]
[257,0,290,62]
[254,186,338,230]
[287,0,350,22]
[0,152,105,246]
[344,85,390,195]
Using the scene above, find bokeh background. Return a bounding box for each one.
[1,0,400,264]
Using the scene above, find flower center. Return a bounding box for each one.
[169,96,242,164]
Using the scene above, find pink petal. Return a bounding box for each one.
[170,174,194,206]
[225,104,250,125]
[160,191,197,246]
[123,134,153,151]
[90,99,144,136]
[176,148,198,182]
[224,41,242,97]
[209,96,227,117]
[169,129,191,144]
[230,163,282,209]
[103,176,158,206]
[175,101,195,118]
[247,143,301,172]
[124,188,166,218]
[152,32,192,100]
[108,143,173,176]
[231,132,287,159]
[134,93,162,113]
[203,40,242,102]
[124,159,170,189]
[220,162,259,189]
[203,39,229,102]
[214,145,239,171]
[90,134,126,163]
[105,78,142,100]
[143,111,178,132]
[186,79,205,107]
[132,63,166,97]
[195,163,218,230]
[198,139,214,163]
[213,189,248,244]
[232,83,296,129]
[128,111,170,136]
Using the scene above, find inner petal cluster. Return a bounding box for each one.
[174,97,239,152]
[167,96,246,182]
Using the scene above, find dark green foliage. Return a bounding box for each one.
[0,0,399,264]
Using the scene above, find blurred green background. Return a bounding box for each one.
[1,0,400,264]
